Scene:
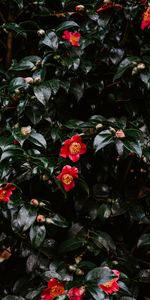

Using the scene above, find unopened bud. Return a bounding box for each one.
[21,126,31,136]
[103,0,112,3]
[132,67,138,75]
[42,174,49,181]
[75,256,82,264]
[33,76,41,84]
[76,268,84,276]
[96,123,103,130]
[36,214,45,223]
[137,63,146,70]
[24,77,34,84]
[30,198,39,206]
[37,29,45,37]
[69,264,76,272]
[39,202,46,207]
[112,260,118,265]
[45,217,53,224]
[115,130,125,139]
[14,88,20,94]
[75,5,85,13]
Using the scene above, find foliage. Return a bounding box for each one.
[0,0,150,299]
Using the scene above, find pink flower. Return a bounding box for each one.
[60,135,87,162]
[115,130,125,139]
[57,165,78,192]
[40,278,65,300]
[0,183,16,202]
[99,269,120,295]
[141,7,150,30]
[68,286,85,300]
[62,30,81,46]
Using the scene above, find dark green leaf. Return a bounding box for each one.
[30,224,46,248]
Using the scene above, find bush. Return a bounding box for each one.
[0,0,150,299]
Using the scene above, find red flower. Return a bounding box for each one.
[68,286,85,300]
[40,278,65,300]
[62,30,81,46]
[96,3,122,12]
[99,269,120,295]
[57,165,78,192]
[60,135,87,162]
[141,7,150,30]
[0,183,16,202]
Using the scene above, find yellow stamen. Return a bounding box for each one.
[69,142,81,154]
[62,174,73,185]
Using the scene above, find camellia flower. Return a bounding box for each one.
[0,183,16,202]
[68,286,85,300]
[62,30,81,46]
[57,165,78,192]
[60,134,87,162]
[99,269,120,295]
[141,7,150,30]
[40,278,65,300]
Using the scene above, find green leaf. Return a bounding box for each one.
[121,139,142,157]
[56,21,79,32]
[9,77,28,92]
[98,204,111,220]
[49,213,68,228]
[34,82,51,105]
[137,233,150,248]
[87,285,105,300]
[59,238,83,253]
[90,231,116,252]
[29,131,47,148]
[30,224,46,248]
[17,207,37,232]
[1,297,25,300]
[39,32,58,50]
[86,266,113,282]
[93,130,113,152]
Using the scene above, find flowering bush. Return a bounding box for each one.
[0,0,150,299]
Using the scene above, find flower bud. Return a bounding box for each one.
[132,67,138,76]
[75,5,85,13]
[33,76,41,84]
[69,264,76,272]
[36,214,45,223]
[76,268,84,276]
[42,174,49,181]
[24,77,34,84]
[45,217,53,224]
[96,123,103,130]
[137,63,146,70]
[21,126,31,136]
[30,198,39,206]
[103,0,112,3]
[37,29,45,37]
[75,255,82,264]
[115,130,125,139]
[39,201,46,207]
[14,88,20,95]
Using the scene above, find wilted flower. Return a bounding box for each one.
[62,30,81,46]
[115,130,125,139]
[99,269,120,295]
[0,183,16,202]
[60,134,87,162]
[40,278,65,300]
[141,7,150,30]
[57,165,78,192]
[68,286,85,300]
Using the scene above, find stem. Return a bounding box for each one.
[6,31,13,68]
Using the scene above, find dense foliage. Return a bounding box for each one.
[0,0,150,299]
